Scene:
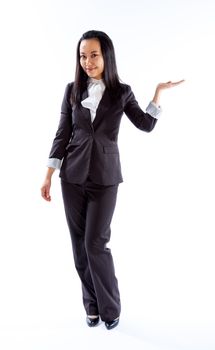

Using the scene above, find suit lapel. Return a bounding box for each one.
[79,89,91,124]
[93,89,111,127]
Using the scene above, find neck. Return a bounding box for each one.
[89,77,103,82]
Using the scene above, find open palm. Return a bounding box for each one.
[157,80,185,90]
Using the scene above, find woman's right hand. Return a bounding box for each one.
[41,167,56,201]
[41,178,52,201]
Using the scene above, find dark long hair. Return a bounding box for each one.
[71,30,121,105]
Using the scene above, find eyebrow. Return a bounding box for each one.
[80,50,99,54]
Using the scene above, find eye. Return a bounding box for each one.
[80,55,86,60]
[91,54,98,58]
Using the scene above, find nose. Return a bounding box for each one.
[86,57,92,66]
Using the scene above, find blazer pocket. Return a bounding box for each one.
[66,143,80,151]
[103,145,119,154]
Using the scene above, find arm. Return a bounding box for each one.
[41,83,73,201]
[48,83,73,161]
[123,86,159,132]
[124,80,185,132]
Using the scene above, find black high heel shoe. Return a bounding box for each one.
[86,316,100,327]
[105,318,119,330]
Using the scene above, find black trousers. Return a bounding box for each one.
[61,178,121,322]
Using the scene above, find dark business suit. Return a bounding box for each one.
[48,82,157,321]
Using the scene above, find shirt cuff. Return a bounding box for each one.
[47,158,62,170]
[146,101,162,119]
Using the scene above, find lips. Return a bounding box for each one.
[86,68,96,72]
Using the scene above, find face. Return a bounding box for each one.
[80,38,104,80]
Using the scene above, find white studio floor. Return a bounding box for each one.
[0,308,214,350]
[1,319,214,350]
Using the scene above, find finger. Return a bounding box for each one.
[44,193,51,201]
[172,80,185,85]
[41,187,51,201]
[46,194,51,201]
[167,80,184,88]
[165,80,185,85]
[45,189,51,201]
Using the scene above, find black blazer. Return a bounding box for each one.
[49,82,158,185]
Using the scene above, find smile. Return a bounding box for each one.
[86,68,96,72]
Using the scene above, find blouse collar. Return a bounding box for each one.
[88,77,105,86]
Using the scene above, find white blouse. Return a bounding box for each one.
[81,78,106,123]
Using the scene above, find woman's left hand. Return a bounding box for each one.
[152,79,185,105]
[157,80,185,90]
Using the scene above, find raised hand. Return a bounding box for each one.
[152,80,185,105]
[157,80,185,90]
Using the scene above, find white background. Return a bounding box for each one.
[0,0,214,349]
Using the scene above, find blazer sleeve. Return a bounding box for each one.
[48,83,73,160]
[123,85,158,132]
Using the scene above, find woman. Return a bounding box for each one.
[41,30,184,330]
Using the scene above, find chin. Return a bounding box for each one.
[86,70,102,80]
[92,74,102,80]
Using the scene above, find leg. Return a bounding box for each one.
[84,181,121,322]
[60,180,98,316]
